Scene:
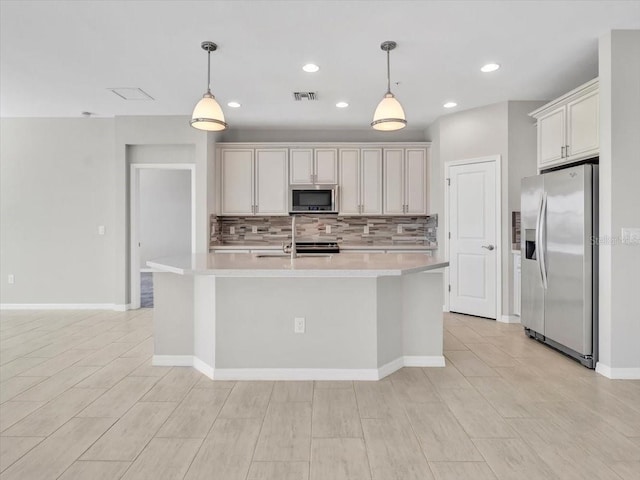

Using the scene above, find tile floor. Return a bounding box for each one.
[1,309,639,479]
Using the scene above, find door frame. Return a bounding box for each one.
[444,155,502,321]
[130,163,196,309]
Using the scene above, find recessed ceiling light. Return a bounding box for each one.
[302,63,320,73]
[481,63,500,73]
[336,102,349,108]
[227,101,241,108]
[443,102,457,109]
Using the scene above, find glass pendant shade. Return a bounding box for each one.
[371,93,407,131]
[190,41,228,131]
[191,92,228,131]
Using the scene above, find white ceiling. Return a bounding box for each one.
[1,0,639,129]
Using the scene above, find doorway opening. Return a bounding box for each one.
[130,163,196,309]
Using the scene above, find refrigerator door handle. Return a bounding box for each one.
[535,193,543,286]
[539,192,548,289]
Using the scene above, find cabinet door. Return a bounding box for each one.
[290,149,314,184]
[338,149,360,215]
[383,149,405,214]
[538,106,566,166]
[255,149,288,215]
[405,148,427,215]
[567,90,598,160]
[315,148,338,184]
[221,149,254,215]
[361,148,382,215]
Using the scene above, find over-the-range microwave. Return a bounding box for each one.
[289,185,338,214]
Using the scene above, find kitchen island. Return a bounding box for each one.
[148,252,448,381]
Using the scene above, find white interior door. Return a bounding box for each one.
[449,161,497,319]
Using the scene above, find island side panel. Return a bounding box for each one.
[401,270,445,365]
[193,275,216,377]
[376,276,404,370]
[152,272,194,363]
[214,277,378,370]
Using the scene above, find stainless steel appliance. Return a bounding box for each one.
[521,164,598,368]
[289,185,338,214]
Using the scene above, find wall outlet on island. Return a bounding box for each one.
[294,317,305,334]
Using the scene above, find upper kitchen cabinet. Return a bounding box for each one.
[383,147,428,215]
[290,148,338,184]
[531,78,599,170]
[338,148,382,215]
[220,148,288,216]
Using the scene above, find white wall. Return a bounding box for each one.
[0,118,116,304]
[139,169,192,267]
[0,115,214,307]
[598,30,640,376]
[426,101,541,317]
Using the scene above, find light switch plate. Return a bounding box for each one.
[252,226,258,234]
[98,225,105,235]
[397,225,403,234]
[8,274,14,284]
[294,317,305,333]
[364,225,370,235]
[326,225,331,234]
[230,226,235,235]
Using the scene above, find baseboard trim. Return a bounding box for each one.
[595,363,640,379]
[403,355,446,367]
[498,314,521,324]
[192,357,214,379]
[152,355,193,367]
[378,357,405,379]
[152,354,445,381]
[1,303,122,311]
[213,367,381,381]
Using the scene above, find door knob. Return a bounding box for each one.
[481,245,495,251]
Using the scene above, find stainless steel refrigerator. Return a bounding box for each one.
[521,164,598,368]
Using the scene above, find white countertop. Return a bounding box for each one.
[148,252,448,278]
[210,244,437,251]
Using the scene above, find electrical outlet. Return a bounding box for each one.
[397,225,403,234]
[98,225,105,235]
[230,226,235,235]
[8,274,15,284]
[252,226,258,234]
[325,225,331,234]
[294,317,305,333]
[364,225,370,235]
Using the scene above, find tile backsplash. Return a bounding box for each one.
[211,214,437,247]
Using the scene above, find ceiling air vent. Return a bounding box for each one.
[293,91,318,101]
[108,87,154,100]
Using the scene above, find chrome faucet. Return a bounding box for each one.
[290,215,297,260]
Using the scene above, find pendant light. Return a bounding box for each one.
[371,41,406,131]
[190,41,228,131]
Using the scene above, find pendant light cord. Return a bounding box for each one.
[386,49,391,94]
[206,49,212,94]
